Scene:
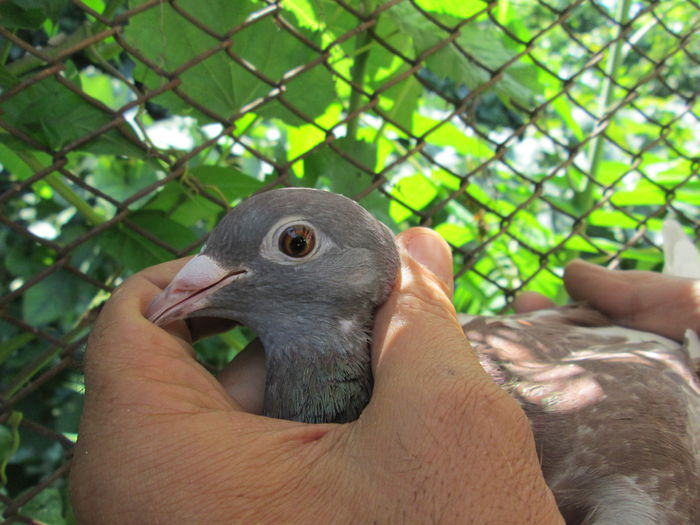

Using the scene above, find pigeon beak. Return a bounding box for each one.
[146,254,248,326]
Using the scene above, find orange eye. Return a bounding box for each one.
[279,225,315,258]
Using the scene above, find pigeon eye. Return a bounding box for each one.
[279,225,315,258]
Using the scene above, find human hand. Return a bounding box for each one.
[69,228,563,525]
[513,259,700,341]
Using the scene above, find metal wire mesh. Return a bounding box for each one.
[0,0,699,521]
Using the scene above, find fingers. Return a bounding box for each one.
[565,259,700,340]
[512,291,556,313]
[399,227,454,297]
[369,227,499,413]
[564,259,632,311]
[84,257,241,413]
[355,228,559,522]
[217,339,266,414]
[371,227,464,371]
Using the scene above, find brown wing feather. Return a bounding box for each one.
[462,304,700,525]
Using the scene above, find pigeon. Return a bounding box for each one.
[146,188,700,524]
[147,188,400,423]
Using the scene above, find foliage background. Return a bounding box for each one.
[0,0,698,522]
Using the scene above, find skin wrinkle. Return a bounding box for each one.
[197,429,317,522]
[320,434,397,523]
[97,346,235,414]
[278,446,371,525]
[374,300,481,388]
[362,436,441,522]
[450,388,543,518]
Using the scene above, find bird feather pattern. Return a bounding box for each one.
[148,189,699,525]
[462,217,700,523]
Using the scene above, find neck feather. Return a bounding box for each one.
[262,328,373,423]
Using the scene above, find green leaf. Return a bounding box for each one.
[564,236,662,263]
[101,225,171,272]
[89,157,160,209]
[435,223,474,246]
[377,73,422,131]
[550,95,584,142]
[144,182,222,228]
[101,211,199,272]
[563,235,622,255]
[305,138,377,197]
[0,65,20,89]
[389,173,438,222]
[588,209,639,229]
[414,0,487,18]
[79,70,126,111]
[20,487,65,525]
[611,188,666,206]
[287,103,342,171]
[0,333,35,366]
[22,270,80,326]
[190,166,264,202]
[0,0,69,28]
[282,0,322,29]
[303,138,398,230]
[129,210,199,249]
[431,168,462,191]
[390,4,538,107]
[594,161,633,185]
[0,143,52,179]
[412,115,490,154]
[80,0,106,14]
[125,0,335,125]
[1,67,144,156]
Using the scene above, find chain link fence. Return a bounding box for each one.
[0,0,699,522]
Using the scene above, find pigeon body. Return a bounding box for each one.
[461,306,700,524]
[147,188,700,524]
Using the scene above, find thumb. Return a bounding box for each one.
[370,227,501,413]
[361,229,554,521]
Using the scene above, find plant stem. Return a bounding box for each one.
[2,342,64,400]
[16,150,105,226]
[0,29,15,66]
[346,28,373,141]
[0,411,22,486]
[574,0,632,215]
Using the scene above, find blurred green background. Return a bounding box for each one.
[1,0,698,522]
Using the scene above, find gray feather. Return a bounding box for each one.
[195,188,399,422]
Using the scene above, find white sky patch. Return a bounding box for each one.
[266,127,281,141]
[202,122,224,139]
[28,220,58,240]
[145,115,197,150]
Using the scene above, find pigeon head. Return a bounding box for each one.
[147,188,400,423]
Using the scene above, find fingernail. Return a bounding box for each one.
[403,231,453,288]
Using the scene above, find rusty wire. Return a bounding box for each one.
[0,0,699,521]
